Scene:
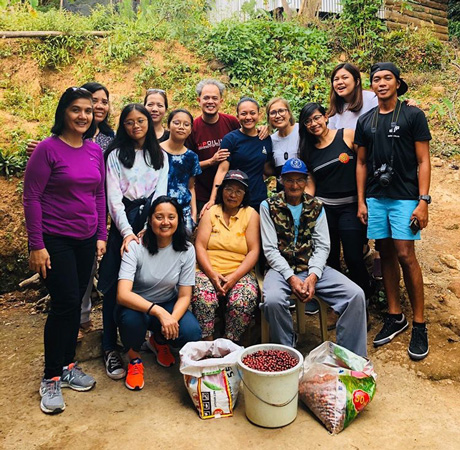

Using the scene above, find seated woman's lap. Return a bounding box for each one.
[116,299,201,352]
[192,271,258,340]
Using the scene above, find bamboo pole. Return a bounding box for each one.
[0,31,111,38]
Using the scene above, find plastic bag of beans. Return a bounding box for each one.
[179,339,243,419]
[298,341,377,434]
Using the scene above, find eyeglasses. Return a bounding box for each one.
[269,108,288,118]
[223,186,245,196]
[124,118,147,127]
[146,88,166,94]
[305,114,324,126]
[283,177,307,186]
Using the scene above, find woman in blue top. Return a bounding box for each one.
[160,109,201,232]
[204,97,274,212]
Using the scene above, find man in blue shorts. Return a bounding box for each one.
[355,62,432,360]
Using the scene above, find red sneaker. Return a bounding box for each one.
[146,335,175,367]
[125,359,144,391]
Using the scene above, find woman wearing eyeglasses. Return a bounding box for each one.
[23,87,107,414]
[192,170,260,343]
[299,102,374,301]
[266,97,300,177]
[98,104,168,380]
[144,88,169,143]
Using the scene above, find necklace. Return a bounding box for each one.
[59,135,83,148]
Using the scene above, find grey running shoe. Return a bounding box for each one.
[408,325,429,361]
[40,377,65,414]
[373,314,408,347]
[104,350,126,380]
[61,363,96,391]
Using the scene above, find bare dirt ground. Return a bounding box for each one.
[1,161,460,449]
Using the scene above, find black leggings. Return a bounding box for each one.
[42,234,96,379]
[323,203,373,298]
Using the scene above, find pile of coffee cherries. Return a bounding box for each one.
[242,349,298,372]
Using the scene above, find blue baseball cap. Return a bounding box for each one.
[281,158,308,176]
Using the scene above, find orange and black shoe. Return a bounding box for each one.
[146,335,175,367]
[125,358,144,391]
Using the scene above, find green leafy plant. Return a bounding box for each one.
[383,28,448,72]
[449,0,460,40]
[203,17,333,113]
[334,0,387,65]
[0,148,27,178]
[429,97,460,136]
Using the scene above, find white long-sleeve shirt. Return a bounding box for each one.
[106,149,169,238]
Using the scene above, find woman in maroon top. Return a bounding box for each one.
[23,87,107,415]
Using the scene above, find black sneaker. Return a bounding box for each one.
[408,326,429,361]
[104,350,126,380]
[373,314,408,347]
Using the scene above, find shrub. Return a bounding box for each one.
[333,0,387,65]
[203,17,333,114]
[383,28,448,72]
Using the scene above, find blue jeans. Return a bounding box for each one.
[116,299,202,352]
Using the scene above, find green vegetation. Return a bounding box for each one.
[204,18,333,114]
[449,0,460,40]
[0,0,458,181]
[333,0,387,65]
[383,28,447,72]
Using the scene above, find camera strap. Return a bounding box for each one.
[371,100,402,172]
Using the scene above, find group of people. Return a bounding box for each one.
[23,61,432,415]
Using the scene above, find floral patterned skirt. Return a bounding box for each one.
[191,270,258,342]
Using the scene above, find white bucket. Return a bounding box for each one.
[237,344,304,428]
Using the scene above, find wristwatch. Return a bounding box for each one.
[419,195,431,204]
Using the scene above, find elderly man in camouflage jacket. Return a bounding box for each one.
[260,158,368,357]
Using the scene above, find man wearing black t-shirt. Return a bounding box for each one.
[355,62,431,361]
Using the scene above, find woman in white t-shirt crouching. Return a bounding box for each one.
[116,196,202,391]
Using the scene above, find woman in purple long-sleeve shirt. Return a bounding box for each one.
[23,87,107,415]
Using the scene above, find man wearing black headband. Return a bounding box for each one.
[355,62,432,361]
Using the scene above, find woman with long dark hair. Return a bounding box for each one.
[98,103,168,381]
[116,196,201,390]
[327,62,378,131]
[23,87,107,414]
[161,109,201,231]
[299,102,374,300]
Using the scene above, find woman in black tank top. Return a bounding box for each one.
[298,103,374,300]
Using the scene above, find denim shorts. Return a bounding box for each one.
[367,198,420,240]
